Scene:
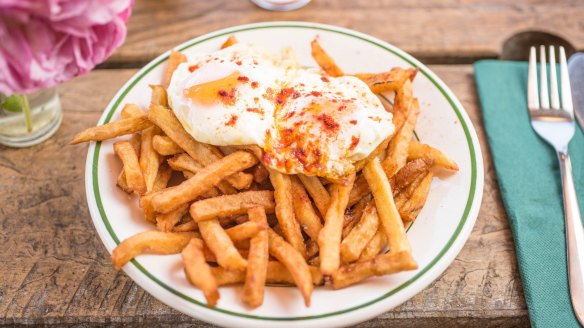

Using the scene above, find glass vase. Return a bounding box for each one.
[0,87,63,148]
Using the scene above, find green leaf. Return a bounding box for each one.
[1,94,25,113]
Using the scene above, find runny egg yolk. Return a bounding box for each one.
[183,71,241,106]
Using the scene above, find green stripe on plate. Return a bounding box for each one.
[91,23,478,321]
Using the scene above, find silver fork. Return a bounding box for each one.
[528,45,584,323]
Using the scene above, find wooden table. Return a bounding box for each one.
[2,0,582,326]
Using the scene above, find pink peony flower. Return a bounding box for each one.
[0,0,134,95]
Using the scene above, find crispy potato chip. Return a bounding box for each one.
[318,173,355,275]
[407,140,459,171]
[152,151,257,213]
[199,219,247,270]
[310,37,343,77]
[152,135,183,156]
[114,141,147,195]
[190,190,275,222]
[111,231,197,270]
[163,50,187,89]
[269,170,306,257]
[182,238,220,307]
[70,116,152,144]
[290,176,323,241]
[341,202,379,263]
[242,206,269,308]
[148,105,253,190]
[331,251,417,289]
[298,174,330,217]
[268,229,313,306]
[221,35,238,49]
[364,158,411,254]
[353,67,411,94]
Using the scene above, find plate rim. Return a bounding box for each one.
[84,21,484,326]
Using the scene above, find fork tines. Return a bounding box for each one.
[528,45,574,121]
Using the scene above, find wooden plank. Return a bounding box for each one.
[0,66,527,326]
[105,0,584,65]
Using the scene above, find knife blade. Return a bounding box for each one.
[568,53,584,131]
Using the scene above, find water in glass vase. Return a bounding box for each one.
[0,87,63,147]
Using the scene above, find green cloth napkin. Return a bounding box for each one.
[474,60,584,327]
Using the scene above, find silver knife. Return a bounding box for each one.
[568,53,584,131]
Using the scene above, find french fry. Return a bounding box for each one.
[343,194,371,238]
[310,37,343,77]
[152,163,173,192]
[352,67,411,94]
[168,153,237,195]
[407,140,459,171]
[182,238,219,307]
[120,103,146,119]
[212,262,323,286]
[190,191,275,222]
[348,174,369,206]
[331,251,417,289]
[163,50,187,88]
[269,170,305,257]
[148,104,253,190]
[174,220,198,232]
[382,98,420,177]
[290,176,323,241]
[117,133,142,194]
[140,192,157,223]
[225,221,267,243]
[70,116,152,144]
[152,151,257,213]
[390,158,432,196]
[341,202,379,263]
[268,229,313,306]
[150,85,169,107]
[391,78,415,132]
[253,165,269,184]
[318,173,355,275]
[399,171,433,222]
[298,174,330,217]
[242,207,269,308]
[359,227,387,261]
[221,35,238,49]
[114,141,147,195]
[140,126,162,192]
[111,231,197,270]
[152,135,183,156]
[199,219,247,270]
[364,158,411,254]
[156,203,189,232]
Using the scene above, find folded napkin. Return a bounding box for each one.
[474,60,584,327]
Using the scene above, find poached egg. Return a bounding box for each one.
[167,44,394,180]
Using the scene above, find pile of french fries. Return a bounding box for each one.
[71,36,458,308]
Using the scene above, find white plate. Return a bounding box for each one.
[85,22,484,328]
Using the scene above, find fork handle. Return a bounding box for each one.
[558,150,584,323]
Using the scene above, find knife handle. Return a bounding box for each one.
[558,150,584,324]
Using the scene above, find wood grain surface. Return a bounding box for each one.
[0,66,528,327]
[103,0,584,66]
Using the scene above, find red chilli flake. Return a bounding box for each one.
[338,105,347,111]
[246,107,264,114]
[349,136,360,151]
[317,113,340,133]
[235,60,242,66]
[251,81,259,89]
[218,88,237,105]
[225,114,238,126]
[276,87,296,105]
[321,76,330,82]
[349,119,358,125]
[310,91,323,97]
[188,65,200,72]
[237,76,250,83]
